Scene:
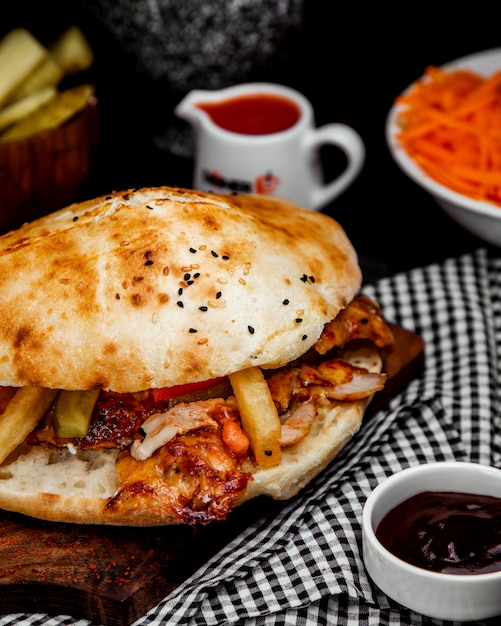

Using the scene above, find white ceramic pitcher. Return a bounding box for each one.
[175,82,365,211]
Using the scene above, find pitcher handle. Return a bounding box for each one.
[305,124,365,211]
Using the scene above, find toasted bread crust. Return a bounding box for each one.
[0,187,361,392]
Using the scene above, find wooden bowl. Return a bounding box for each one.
[0,94,100,234]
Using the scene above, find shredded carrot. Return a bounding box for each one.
[395,65,501,207]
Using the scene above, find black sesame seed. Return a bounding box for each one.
[177,301,184,308]
[211,250,218,257]
[144,260,154,266]
[302,334,307,340]
[178,287,183,295]
[309,276,315,283]
[248,326,255,334]
[189,248,196,253]
[116,293,120,299]
[146,204,154,210]
[283,299,289,305]
[193,272,200,278]
[222,255,230,260]
[216,291,222,299]
[187,280,194,285]
[72,216,79,222]
[264,449,273,456]
[300,274,308,282]
[295,318,303,324]
[199,306,208,312]
[184,273,191,280]
[189,328,197,333]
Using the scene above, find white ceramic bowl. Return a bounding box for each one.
[362,462,501,621]
[386,48,501,247]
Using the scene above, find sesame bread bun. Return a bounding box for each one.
[0,186,361,392]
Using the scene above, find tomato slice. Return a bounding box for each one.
[152,377,227,402]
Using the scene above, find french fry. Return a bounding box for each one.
[0,28,47,108]
[229,367,281,467]
[7,55,63,103]
[1,83,94,141]
[0,387,57,465]
[0,85,57,132]
[48,26,94,76]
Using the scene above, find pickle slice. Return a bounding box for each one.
[53,389,100,438]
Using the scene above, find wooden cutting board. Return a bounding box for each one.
[0,493,284,626]
[0,325,424,626]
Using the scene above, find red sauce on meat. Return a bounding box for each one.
[75,390,167,448]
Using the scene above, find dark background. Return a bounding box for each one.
[2,2,499,285]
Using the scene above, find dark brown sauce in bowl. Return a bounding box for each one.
[375,491,501,575]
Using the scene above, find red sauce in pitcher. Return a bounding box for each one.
[375,490,501,575]
[196,93,301,135]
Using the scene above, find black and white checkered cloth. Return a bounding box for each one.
[2,248,501,626]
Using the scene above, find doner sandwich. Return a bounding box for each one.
[0,186,396,525]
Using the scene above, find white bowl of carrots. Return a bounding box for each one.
[386,47,501,247]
